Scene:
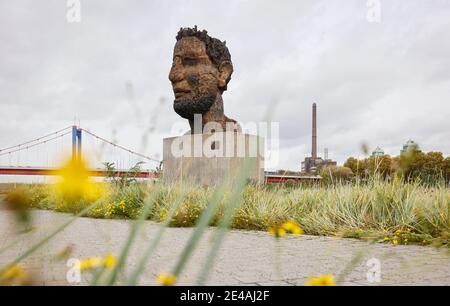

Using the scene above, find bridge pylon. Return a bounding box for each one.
[71,125,82,161]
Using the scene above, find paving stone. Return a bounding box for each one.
[0,210,449,286]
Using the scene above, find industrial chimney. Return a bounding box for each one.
[312,103,317,159]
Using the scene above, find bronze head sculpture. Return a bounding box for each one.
[169,26,239,134]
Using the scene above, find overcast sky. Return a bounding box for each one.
[1,0,449,171]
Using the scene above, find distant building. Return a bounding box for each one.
[371,147,385,157]
[301,103,337,173]
[302,156,337,173]
[401,139,420,155]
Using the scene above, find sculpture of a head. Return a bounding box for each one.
[169,26,234,122]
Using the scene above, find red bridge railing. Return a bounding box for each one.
[0,167,159,179]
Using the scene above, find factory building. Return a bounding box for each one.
[301,103,336,174]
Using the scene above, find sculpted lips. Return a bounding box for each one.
[174,87,190,99]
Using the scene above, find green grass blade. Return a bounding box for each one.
[126,186,190,285]
[171,184,227,277]
[1,201,100,270]
[101,184,161,286]
[196,159,255,285]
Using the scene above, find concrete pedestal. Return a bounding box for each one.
[163,133,264,186]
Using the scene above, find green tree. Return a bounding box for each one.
[366,155,393,179]
[344,157,358,174]
[344,149,448,185]
[444,156,450,183]
[320,166,353,185]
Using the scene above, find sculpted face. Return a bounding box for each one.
[169,36,229,120]
[168,27,237,133]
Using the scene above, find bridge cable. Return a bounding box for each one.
[0,126,72,152]
[81,128,161,163]
[0,131,72,157]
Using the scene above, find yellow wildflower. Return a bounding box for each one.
[78,254,117,271]
[268,226,286,238]
[269,221,304,238]
[392,239,399,245]
[0,264,28,285]
[118,199,126,212]
[282,221,304,235]
[56,157,103,202]
[79,257,102,271]
[305,274,335,286]
[103,254,117,268]
[156,273,177,286]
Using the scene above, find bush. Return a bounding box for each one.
[320,166,353,185]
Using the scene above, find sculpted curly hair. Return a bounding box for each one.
[176,26,233,91]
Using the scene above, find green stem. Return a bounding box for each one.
[102,185,161,285]
[126,186,189,285]
[1,201,100,270]
[171,184,227,277]
[196,159,255,285]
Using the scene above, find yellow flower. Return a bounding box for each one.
[268,226,286,238]
[118,199,126,211]
[0,265,28,285]
[282,221,304,235]
[383,237,389,241]
[305,274,335,286]
[79,257,102,271]
[55,157,103,202]
[103,254,117,268]
[79,254,117,270]
[392,239,399,245]
[269,221,304,238]
[156,273,177,286]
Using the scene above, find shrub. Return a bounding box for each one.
[320,166,353,185]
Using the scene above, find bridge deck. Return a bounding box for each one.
[0,166,158,178]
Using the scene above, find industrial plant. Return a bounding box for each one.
[301,103,336,174]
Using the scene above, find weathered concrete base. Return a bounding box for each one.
[163,133,264,186]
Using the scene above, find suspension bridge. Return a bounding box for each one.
[0,126,160,181]
[0,126,322,184]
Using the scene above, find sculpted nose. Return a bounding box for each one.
[169,64,184,83]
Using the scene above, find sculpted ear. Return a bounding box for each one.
[217,61,233,91]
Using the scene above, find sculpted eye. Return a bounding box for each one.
[182,57,198,66]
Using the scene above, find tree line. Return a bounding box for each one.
[320,150,449,185]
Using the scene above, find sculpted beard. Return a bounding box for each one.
[173,93,215,120]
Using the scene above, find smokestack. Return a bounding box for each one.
[312,103,317,159]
